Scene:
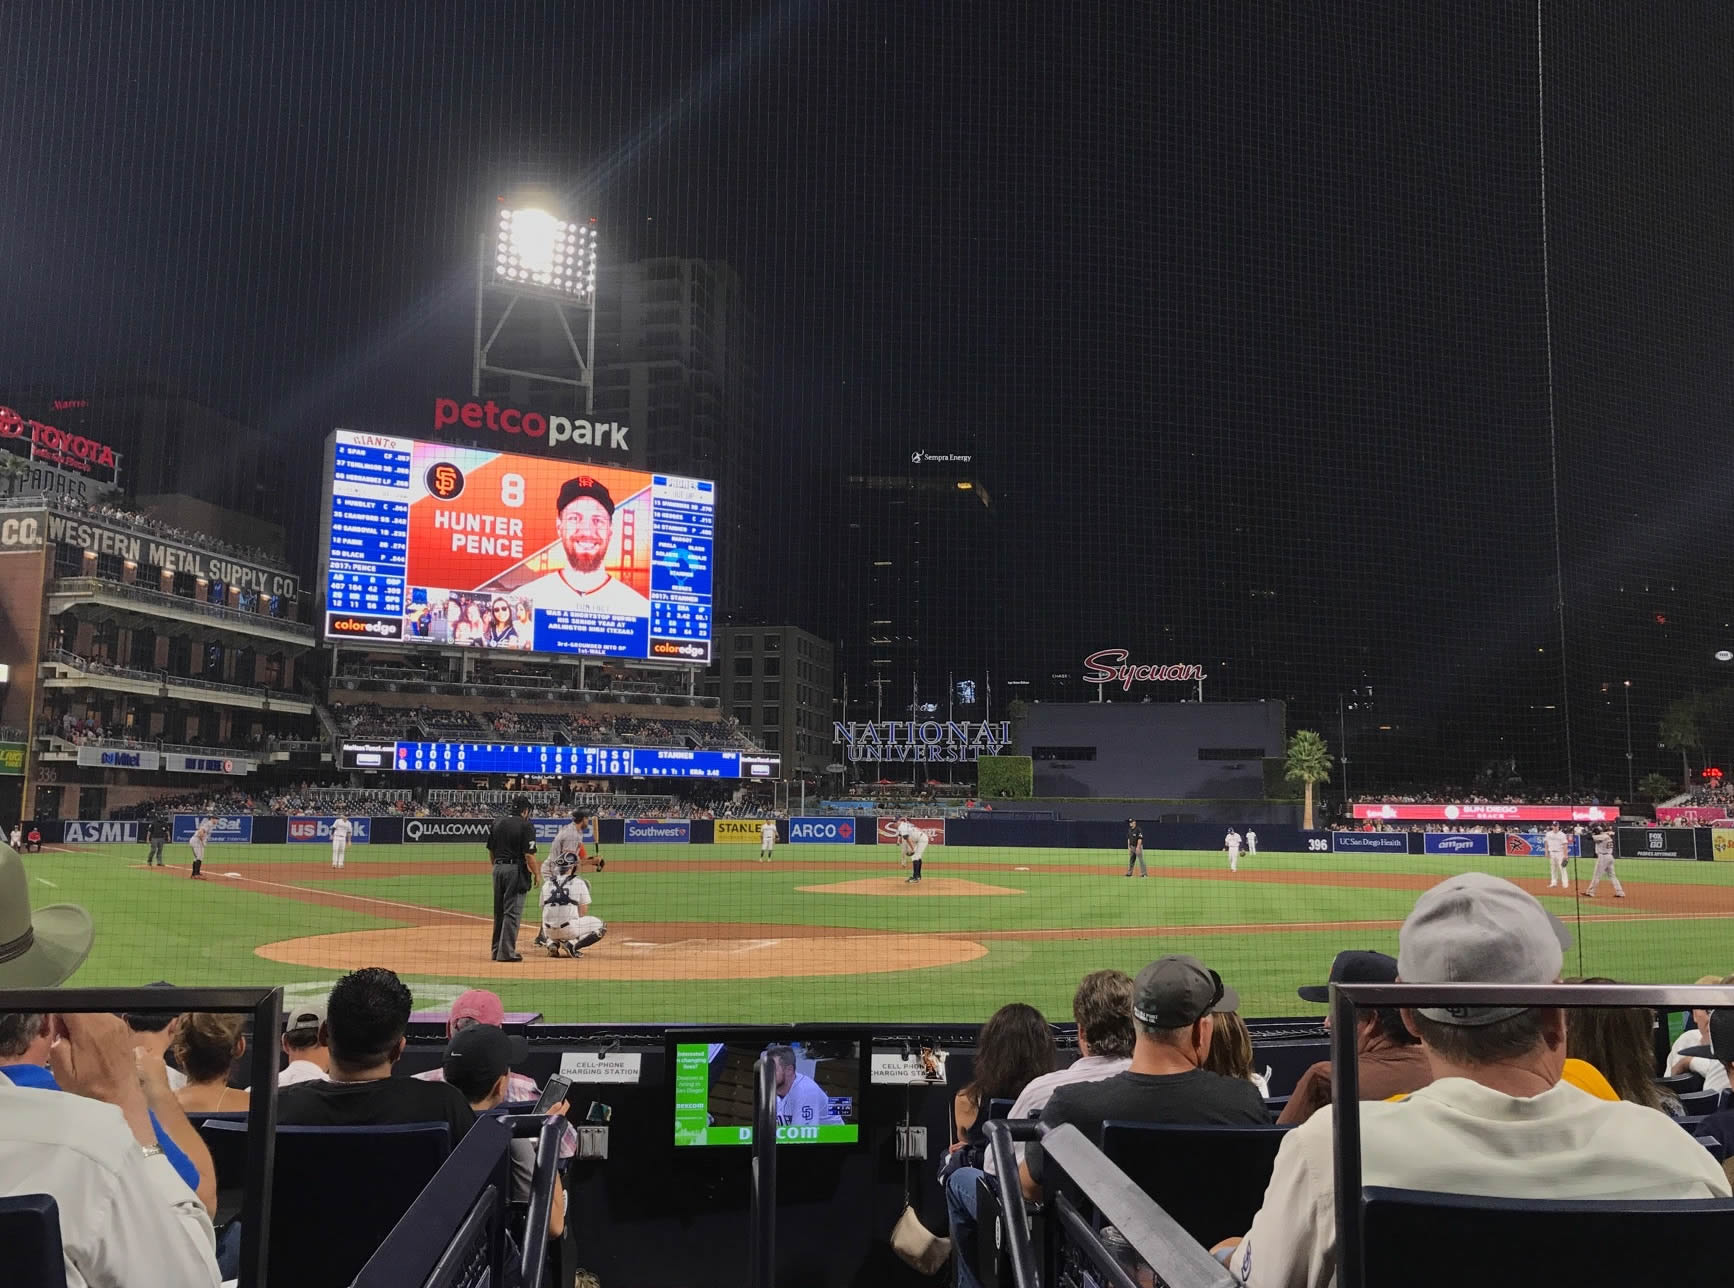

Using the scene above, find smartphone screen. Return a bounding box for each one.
[533,1074,572,1115]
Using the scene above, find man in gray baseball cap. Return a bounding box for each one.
[1222,873,1728,1287]
[1019,954,1266,1202]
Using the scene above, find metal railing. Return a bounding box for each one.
[1329,981,1734,1288]
[0,494,298,575]
[50,576,314,638]
[983,1120,1044,1288]
[45,649,311,707]
[749,1056,778,1288]
[0,986,282,1288]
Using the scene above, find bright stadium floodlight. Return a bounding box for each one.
[492,206,598,300]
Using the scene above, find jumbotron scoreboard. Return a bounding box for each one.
[340,740,780,779]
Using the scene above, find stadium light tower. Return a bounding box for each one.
[472,196,600,413]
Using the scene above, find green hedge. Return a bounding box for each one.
[976,755,1033,799]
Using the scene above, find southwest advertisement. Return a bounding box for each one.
[323,430,714,663]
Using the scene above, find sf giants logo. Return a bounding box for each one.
[425,462,465,499]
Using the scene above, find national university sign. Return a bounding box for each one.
[832,720,1011,763]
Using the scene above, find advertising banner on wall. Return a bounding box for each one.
[1616,827,1700,860]
[171,815,253,844]
[788,817,856,844]
[1332,832,1408,853]
[715,819,774,843]
[1354,803,1619,823]
[876,817,947,845]
[1714,825,1734,862]
[287,817,373,844]
[58,819,140,844]
[1658,806,1732,825]
[623,818,690,844]
[1423,833,1491,856]
[1504,832,1582,858]
[77,746,161,771]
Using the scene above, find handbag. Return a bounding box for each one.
[890,1203,952,1276]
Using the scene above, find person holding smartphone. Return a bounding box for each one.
[443,1025,567,1243]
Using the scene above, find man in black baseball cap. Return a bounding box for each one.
[1682,1011,1734,1162]
[1020,954,1266,1201]
[1279,949,1431,1125]
[518,474,650,618]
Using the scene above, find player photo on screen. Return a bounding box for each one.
[323,431,714,663]
[673,1039,861,1146]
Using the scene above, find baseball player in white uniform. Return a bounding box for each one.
[1543,823,1571,889]
[1245,828,1258,857]
[539,847,606,958]
[760,820,778,862]
[329,816,352,870]
[189,815,215,880]
[766,1045,843,1128]
[1584,826,1624,898]
[1225,828,1243,872]
[897,819,929,883]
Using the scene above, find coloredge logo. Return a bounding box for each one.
[327,614,401,639]
[652,641,708,660]
[789,819,854,843]
[433,398,630,454]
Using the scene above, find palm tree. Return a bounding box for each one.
[1659,695,1705,786]
[1637,772,1678,803]
[1284,730,1334,830]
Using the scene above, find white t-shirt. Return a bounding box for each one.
[1229,1076,1730,1287]
[762,823,777,845]
[775,1072,841,1127]
[983,1054,1131,1178]
[330,818,352,842]
[519,569,649,618]
[0,1078,223,1288]
[277,1059,328,1087]
[1668,1028,1731,1093]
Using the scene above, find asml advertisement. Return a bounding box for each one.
[323,430,715,662]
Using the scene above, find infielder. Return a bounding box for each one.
[897,819,929,883]
[1585,826,1624,898]
[539,846,607,959]
[1125,819,1147,877]
[189,815,215,880]
[1225,828,1243,872]
[1543,823,1571,890]
[1245,828,1258,857]
[760,819,778,862]
[330,816,352,870]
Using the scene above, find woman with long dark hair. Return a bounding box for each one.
[1566,977,1675,1114]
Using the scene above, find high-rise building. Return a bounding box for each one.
[591,259,765,624]
[704,625,834,781]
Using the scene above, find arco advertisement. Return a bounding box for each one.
[788,818,855,844]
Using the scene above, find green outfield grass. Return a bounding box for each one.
[22,841,1734,1023]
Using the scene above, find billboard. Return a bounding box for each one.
[623,818,691,844]
[322,430,713,662]
[1353,803,1619,823]
[60,819,140,844]
[1658,806,1732,825]
[789,817,855,844]
[1423,832,1491,856]
[715,819,774,843]
[171,815,253,844]
[876,818,947,845]
[1616,827,1699,860]
[1504,832,1581,858]
[287,816,373,844]
[1714,825,1734,862]
[1332,832,1408,853]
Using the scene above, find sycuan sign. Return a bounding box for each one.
[832,720,1012,763]
[1081,649,1206,691]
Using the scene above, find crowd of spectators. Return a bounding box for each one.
[327,700,760,752]
[77,498,294,574]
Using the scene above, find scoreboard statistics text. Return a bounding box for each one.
[322,430,715,662]
[341,741,780,779]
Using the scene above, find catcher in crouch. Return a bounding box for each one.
[540,836,607,959]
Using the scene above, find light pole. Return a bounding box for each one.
[1338,693,1351,803]
[1622,681,1633,803]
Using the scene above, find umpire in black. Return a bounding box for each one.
[487,796,538,962]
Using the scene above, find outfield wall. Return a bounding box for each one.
[50,816,1725,858]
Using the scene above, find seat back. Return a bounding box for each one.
[1676,1088,1721,1115]
[204,1120,451,1288]
[1361,1187,1734,1286]
[987,1097,1017,1121]
[0,1194,67,1288]
[1098,1121,1291,1248]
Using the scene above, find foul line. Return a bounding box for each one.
[156,863,490,924]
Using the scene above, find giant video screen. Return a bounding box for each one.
[321,430,713,662]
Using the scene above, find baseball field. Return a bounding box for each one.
[22,840,1734,1023]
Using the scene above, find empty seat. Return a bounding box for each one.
[1098,1121,1292,1248]
[0,1194,66,1288]
[987,1098,1017,1121]
[203,1120,451,1288]
[1676,1089,1722,1116]
[1361,1187,1734,1286]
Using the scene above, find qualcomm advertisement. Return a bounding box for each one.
[1332,832,1408,853]
[789,817,856,844]
[287,817,373,844]
[1504,832,1582,858]
[171,815,254,844]
[1423,833,1491,856]
[623,818,690,844]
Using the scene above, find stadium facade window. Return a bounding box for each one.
[760,730,780,750]
[763,658,781,677]
[763,706,780,727]
[763,682,781,702]
[732,681,753,700]
[764,635,781,651]
[1197,747,1266,760]
[95,552,124,581]
[733,657,754,677]
[1031,746,1097,761]
[734,634,754,650]
[53,543,81,578]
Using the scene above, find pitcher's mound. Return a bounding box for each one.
[798,877,1023,897]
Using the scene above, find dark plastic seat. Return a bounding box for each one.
[1676,1088,1722,1116]
[1694,1135,1726,1161]
[203,1119,451,1288]
[0,1194,67,1288]
[987,1098,1017,1121]
[1656,1071,1702,1095]
[1361,1187,1734,1286]
[1265,1094,1291,1121]
[1098,1121,1291,1248]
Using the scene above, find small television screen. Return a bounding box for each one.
[672,1031,862,1146]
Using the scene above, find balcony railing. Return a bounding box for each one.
[44,650,313,709]
[50,576,315,641]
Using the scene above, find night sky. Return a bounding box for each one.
[3,2,1732,791]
